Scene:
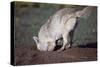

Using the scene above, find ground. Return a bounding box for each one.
[15,44,97,65]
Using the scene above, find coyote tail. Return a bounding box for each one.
[76,6,95,18]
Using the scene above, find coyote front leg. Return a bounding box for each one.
[47,42,56,51]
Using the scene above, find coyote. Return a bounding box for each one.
[33,6,94,51]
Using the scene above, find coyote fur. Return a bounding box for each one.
[33,7,94,51]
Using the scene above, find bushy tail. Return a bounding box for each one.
[75,6,96,18]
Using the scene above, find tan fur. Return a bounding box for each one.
[33,7,94,51]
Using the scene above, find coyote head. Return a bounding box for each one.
[33,36,55,51]
[33,36,48,51]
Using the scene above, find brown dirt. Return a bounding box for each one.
[15,45,97,65]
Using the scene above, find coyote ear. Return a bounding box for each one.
[33,36,39,45]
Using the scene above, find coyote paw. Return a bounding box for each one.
[65,44,71,49]
[57,47,64,52]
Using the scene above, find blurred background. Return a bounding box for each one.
[14,1,97,49]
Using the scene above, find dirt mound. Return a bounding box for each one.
[15,45,97,65]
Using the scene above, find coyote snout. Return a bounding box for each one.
[33,7,94,51]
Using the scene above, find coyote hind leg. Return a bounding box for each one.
[57,32,69,52]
